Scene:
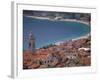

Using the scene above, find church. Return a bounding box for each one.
[28,32,35,52]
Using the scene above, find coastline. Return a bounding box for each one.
[25,15,90,26]
[54,33,90,46]
[23,13,91,69]
[72,33,90,41]
[25,15,90,46]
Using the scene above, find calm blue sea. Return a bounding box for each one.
[23,16,90,50]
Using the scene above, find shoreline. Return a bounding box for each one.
[72,33,90,41]
[54,33,90,46]
[25,15,90,26]
[25,15,90,47]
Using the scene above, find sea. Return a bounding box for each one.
[23,16,90,50]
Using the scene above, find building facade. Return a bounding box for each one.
[29,32,35,52]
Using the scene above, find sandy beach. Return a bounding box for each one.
[25,15,90,25]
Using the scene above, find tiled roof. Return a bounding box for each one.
[28,63,40,69]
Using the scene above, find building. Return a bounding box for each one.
[28,32,35,52]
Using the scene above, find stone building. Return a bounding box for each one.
[28,32,35,52]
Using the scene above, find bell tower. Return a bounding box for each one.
[28,32,35,52]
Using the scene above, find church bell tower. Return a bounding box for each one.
[28,32,35,52]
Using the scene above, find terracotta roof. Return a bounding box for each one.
[25,60,33,66]
[23,52,33,60]
[32,53,50,61]
[79,57,91,65]
[28,63,40,69]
